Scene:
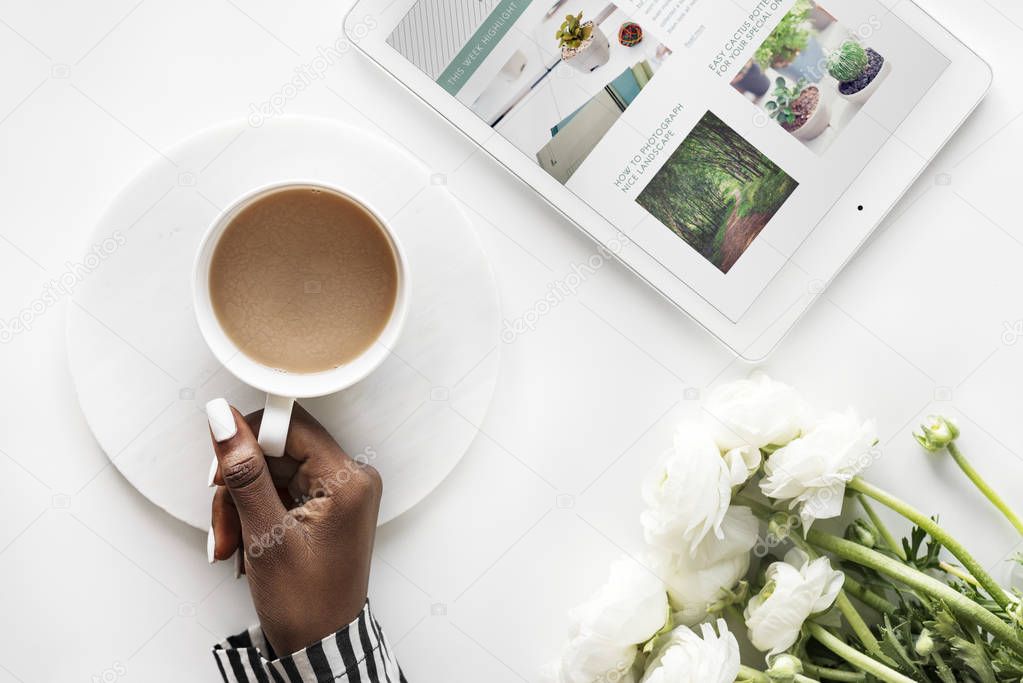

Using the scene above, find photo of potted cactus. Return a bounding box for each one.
[827,39,891,105]
[765,77,831,142]
[732,2,895,154]
[556,11,611,73]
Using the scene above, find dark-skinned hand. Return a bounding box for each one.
[207,400,381,656]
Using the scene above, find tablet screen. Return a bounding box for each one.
[381,0,949,317]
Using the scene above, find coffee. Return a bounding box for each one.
[208,187,399,374]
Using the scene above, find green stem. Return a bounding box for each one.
[807,529,1023,656]
[725,603,744,625]
[842,575,897,615]
[947,442,1023,536]
[848,477,1011,609]
[857,494,906,560]
[738,665,769,682]
[834,591,894,665]
[931,652,954,681]
[789,534,895,666]
[734,494,774,519]
[939,561,981,587]
[802,663,866,682]
[807,623,916,683]
[737,666,820,683]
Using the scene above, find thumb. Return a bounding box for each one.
[206,398,286,537]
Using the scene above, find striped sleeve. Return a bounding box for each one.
[212,601,404,683]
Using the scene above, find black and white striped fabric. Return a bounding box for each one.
[212,601,405,682]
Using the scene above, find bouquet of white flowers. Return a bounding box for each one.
[543,374,1023,682]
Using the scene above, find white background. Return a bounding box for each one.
[0,1,1021,681]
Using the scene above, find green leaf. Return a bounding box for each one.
[877,616,926,678]
[930,606,998,683]
[556,12,592,49]
[932,659,957,683]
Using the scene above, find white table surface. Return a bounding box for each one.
[0,1,1020,681]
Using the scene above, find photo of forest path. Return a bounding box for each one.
[636,111,798,273]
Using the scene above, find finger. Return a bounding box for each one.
[244,403,367,503]
[287,403,351,462]
[243,411,301,487]
[211,486,241,561]
[247,403,352,480]
[206,398,286,534]
[210,449,300,490]
[286,405,379,503]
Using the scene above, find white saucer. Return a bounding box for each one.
[66,116,501,530]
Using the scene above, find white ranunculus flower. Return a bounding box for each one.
[543,557,668,683]
[640,620,741,683]
[569,557,669,646]
[641,422,735,555]
[723,445,762,486]
[704,374,809,451]
[542,634,638,683]
[680,505,759,569]
[760,410,878,528]
[744,549,845,655]
[666,556,750,627]
[650,507,758,626]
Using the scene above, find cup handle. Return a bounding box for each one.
[257,394,295,458]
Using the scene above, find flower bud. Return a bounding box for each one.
[768,512,796,542]
[846,519,876,549]
[767,654,803,682]
[914,416,960,452]
[915,629,934,657]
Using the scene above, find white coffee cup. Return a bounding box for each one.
[192,180,410,457]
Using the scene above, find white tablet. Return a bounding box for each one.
[344,0,990,359]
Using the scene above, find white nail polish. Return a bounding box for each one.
[206,398,237,442]
[207,526,216,564]
[207,457,218,488]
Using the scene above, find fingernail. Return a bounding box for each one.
[207,457,218,488]
[207,526,216,564]
[206,398,237,442]
[234,550,243,579]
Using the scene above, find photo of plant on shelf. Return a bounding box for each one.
[753,0,825,85]
[556,11,611,73]
[766,77,832,142]
[827,39,893,105]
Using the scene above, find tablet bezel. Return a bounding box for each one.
[344,1,991,360]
